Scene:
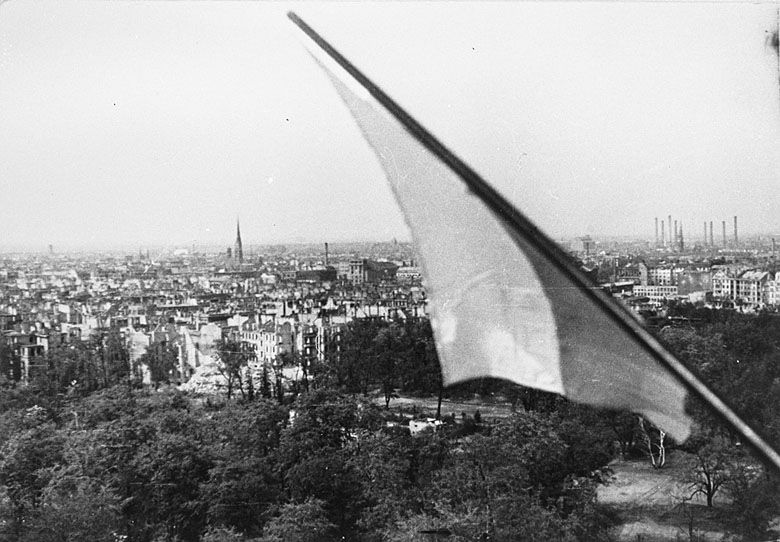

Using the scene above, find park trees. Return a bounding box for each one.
[392,411,611,542]
[336,318,386,394]
[139,340,178,389]
[215,337,255,400]
[275,390,382,537]
[0,337,20,385]
[202,400,288,537]
[373,324,405,408]
[0,408,65,535]
[100,326,131,387]
[260,498,336,542]
[18,473,123,542]
[30,328,133,397]
[346,430,419,534]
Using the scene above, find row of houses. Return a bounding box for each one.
[611,264,780,309]
[711,269,780,307]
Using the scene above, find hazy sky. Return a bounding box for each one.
[1,2,779,251]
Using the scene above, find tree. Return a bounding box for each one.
[100,327,131,388]
[603,409,641,459]
[725,463,780,538]
[202,401,287,536]
[201,525,247,542]
[682,431,737,507]
[260,498,336,542]
[0,416,65,531]
[373,325,404,409]
[140,341,178,389]
[638,416,667,469]
[20,473,123,542]
[216,338,254,400]
[0,337,20,385]
[132,431,213,541]
[275,391,382,535]
[416,412,609,542]
[33,342,101,396]
[396,319,440,396]
[260,364,272,399]
[553,403,616,478]
[337,319,387,394]
[346,430,417,534]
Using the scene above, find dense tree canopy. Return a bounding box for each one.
[1,311,779,540]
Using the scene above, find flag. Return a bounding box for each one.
[289,12,779,447]
[296,25,692,441]
[314,59,691,441]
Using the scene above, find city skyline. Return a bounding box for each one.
[2,2,779,249]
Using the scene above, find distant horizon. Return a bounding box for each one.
[3,229,780,256]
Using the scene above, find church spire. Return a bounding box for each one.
[234,218,244,264]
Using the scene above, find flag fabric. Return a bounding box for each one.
[296,39,693,444]
[315,61,693,442]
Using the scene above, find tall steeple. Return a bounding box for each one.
[234,218,244,264]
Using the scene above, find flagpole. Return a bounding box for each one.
[288,11,780,474]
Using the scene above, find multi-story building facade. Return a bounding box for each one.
[712,269,771,307]
[632,285,679,303]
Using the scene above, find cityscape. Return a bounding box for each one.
[3,216,780,540]
[2,2,780,541]
[2,214,780,394]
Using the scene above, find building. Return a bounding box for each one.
[572,236,596,257]
[712,269,771,307]
[677,270,712,296]
[234,219,244,264]
[632,285,679,303]
[647,266,680,286]
[295,267,337,283]
[615,264,642,284]
[768,272,780,306]
[347,259,398,284]
[396,266,422,283]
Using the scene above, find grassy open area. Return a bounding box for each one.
[599,452,780,541]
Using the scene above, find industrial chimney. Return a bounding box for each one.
[324,242,329,266]
[709,221,714,247]
[668,215,672,245]
[703,222,707,247]
[655,218,659,246]
[722,221,727,247]
[661,221,665,248]
[734,216,738,247]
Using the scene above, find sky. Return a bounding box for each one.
[1,2,779,251]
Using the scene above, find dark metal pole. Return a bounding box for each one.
[288,11,780,473]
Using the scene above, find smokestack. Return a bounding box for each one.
[660,221,665,248]
[734,216,738,247]
[324,242,329,266]
[679,222,684,252]
[655,218,659,246]
[668,215,672,245]
[709,221,714,247]
[773,238,776,261]
[703,222,707,247]
[722,221,727,247]
[674,220,678,248]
